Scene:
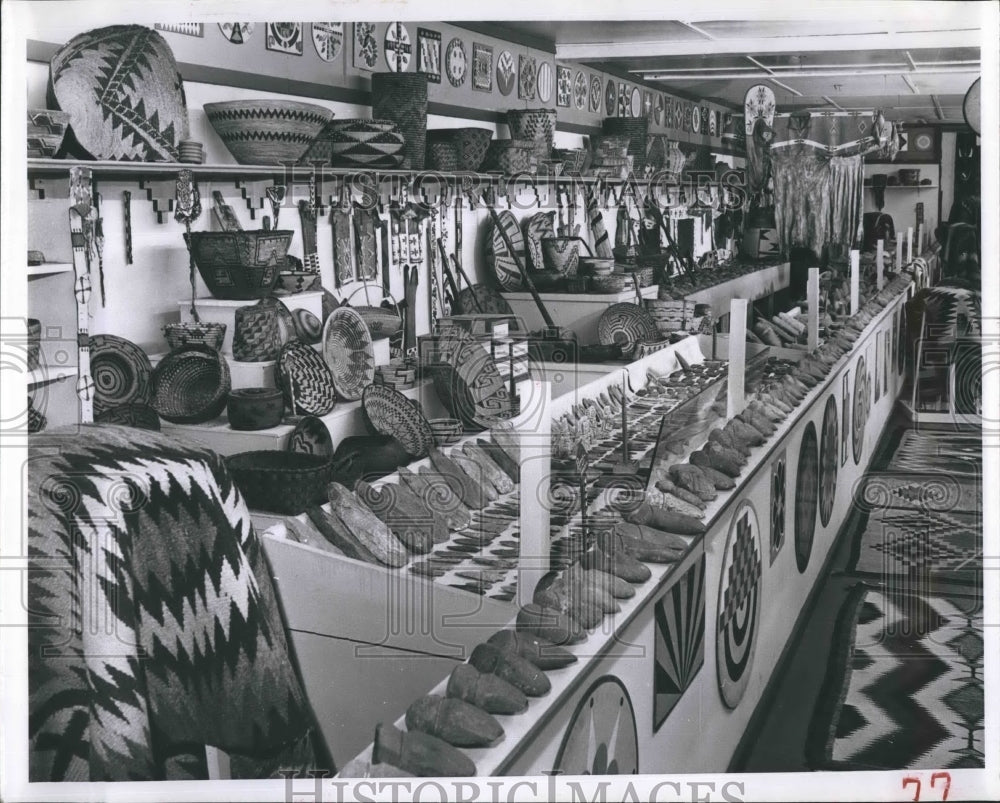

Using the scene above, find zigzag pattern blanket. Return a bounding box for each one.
[28,425,320,781]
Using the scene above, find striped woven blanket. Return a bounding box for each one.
[28,425,323,781]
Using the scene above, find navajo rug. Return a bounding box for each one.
[28,425,325,781]
[808,584,983,770]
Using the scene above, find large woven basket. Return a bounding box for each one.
[150,345,231,424]
[506,108,557,158]
[163,321,226,351]
[233,301,281,362]
[186,230,293,300]
[426,140,459,172]
[602,116,650,176]
[645,298,695,334]
[427,128,493,171]
[226,450,331,515]
[204,100,333,165]
[304,119,406,169]
[371,73,428,170]
[483,140,536,174]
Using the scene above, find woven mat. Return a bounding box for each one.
[808,584,983,770]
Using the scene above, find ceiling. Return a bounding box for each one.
[465,19,983,124]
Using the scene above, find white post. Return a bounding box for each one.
[896,232,904,272]
[727,298,748,418]
[518,380,552,608]
[917,223,924,257]
[906,226,914,263]
[807,267,820,351]
[876,239,885,290]
[850,249,860,316]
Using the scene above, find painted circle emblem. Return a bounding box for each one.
[852,355,869,465]
[555,675,639,774]
[819,395,839,528]
[795,421,819,572]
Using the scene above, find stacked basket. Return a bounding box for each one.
[371,73,428,170]
[506,108,557,165]
[602,116,649,177]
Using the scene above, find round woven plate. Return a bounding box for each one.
[89,334,153,416]
[597,303,660,353]
[287,415,334,458]
[362,384,434,459]
[430,326,511,431]
[277,340,337,416]
[485,210,527,291]
[454,284,515,319]
[322,306,375,401]
[794,421,819,573]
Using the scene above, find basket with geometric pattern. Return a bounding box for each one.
[204,100,334,165]
[372,73,428,170]
[226,450,332,515]
[150,345,231,424]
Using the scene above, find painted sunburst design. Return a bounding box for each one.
[819,395,839,528]
[555,676,639,775]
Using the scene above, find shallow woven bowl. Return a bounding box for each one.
[163,321,227,351]
[186,230,293,300]
[204,100,333,165]
[591,274,629,294]
[428,127,493,171]
[150,345,231,424]
[226,450,331,515]
[27,109,71,158]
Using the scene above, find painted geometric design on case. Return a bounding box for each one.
[590,75,602,113]
[841,373,850,467]
[219,23,254,44]
[556,65,572,107]
[518,55,537,100]
[445,37,467,87]
[384,22,411,72]
[573,71,588,110]
[416,28,441,83]
[717,499,762,709]
[155,23,203,37]
[795,422,819,573]
[769,449,786,565]
[536,62,553,104]
[874,331,882,402]
[472,43,493,92]
[605,78,616,116]
[653,555,705,730]
[819,394,838,528]
[312,23,344,61]
[266,23,303,55]
[555,675,639,775]
[496,50,515,96]
[353,23,378,70]
[853,355,868,465]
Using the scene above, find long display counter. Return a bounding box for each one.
[257,273,913,773]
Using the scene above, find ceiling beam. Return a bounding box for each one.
[902,74,920,93]
[744,56,803,97]
[931,95,946,119]
[555,28,980,60]
[642,65,979,80]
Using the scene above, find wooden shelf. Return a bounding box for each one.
[27,262,73,278]
[28,364,77,390]
[26,158,720,189]
[865,184,937,190]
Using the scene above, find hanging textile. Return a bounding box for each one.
[28,425,323,781]
[771,143,865,258]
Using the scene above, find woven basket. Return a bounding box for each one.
[150,345,231,424]
[27,318,41,372]
[506,108,556,158]
[602,117,649,176]
[541,236,592,276]
[428,417,463,446]
[645,299,695,334]
[304,119,405,169]
[94,403,161,431]
[427,128,493,171]
[233,301,281,362]
[342,285,403,338]
[589,134,631,160]
[163,321,226,351]
[483,140,536,174]
[426,140,459,172]
[186,230,293,300]
[591,274,629,294]
[204,100,333,165]
[226,450,331,515]
[553,148,591,176]
[227,387,285,431]
[371,73,428,170]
